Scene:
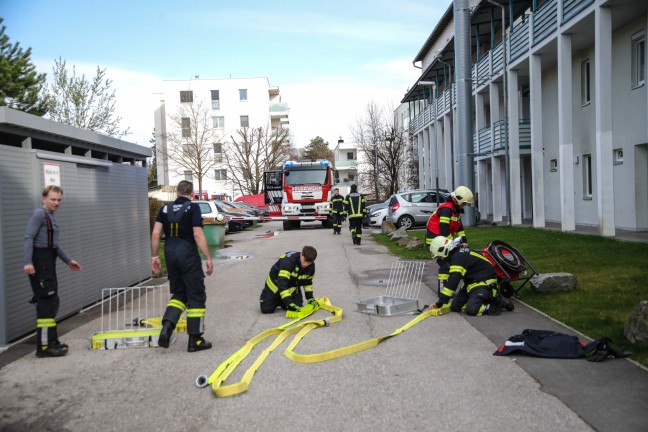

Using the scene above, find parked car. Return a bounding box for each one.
[386,189,450,229]
[229,201,269,219]
[214,200,259,228]
[193,200,230,234]
[363,200,389,228]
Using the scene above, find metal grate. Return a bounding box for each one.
[357,260,426,316]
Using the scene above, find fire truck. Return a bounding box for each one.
[263,160,338,230]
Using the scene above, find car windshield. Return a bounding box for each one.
[284,168,328,186]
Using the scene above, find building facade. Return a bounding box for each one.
[402,0,647,235]
[153,77,290,198]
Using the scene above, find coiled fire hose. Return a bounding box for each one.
[195,297,449,397]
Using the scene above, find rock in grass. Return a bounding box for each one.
[530,273,577,293]
[625,301,648,346]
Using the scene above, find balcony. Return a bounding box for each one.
[334,159,357,169]
[472,119,531,157]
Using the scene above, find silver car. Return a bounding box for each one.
[386,189,449,229]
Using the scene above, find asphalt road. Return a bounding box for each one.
[1,221,646,432]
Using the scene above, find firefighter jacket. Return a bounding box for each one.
[331,194,345,214]
[425,200,467,247]
[344,192,366,219]
[438,250,498,304]
[266,251,315,305]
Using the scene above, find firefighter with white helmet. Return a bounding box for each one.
[429,236,514,316]
[425,186,473,294]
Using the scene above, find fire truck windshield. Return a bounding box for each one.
[284,168,328,186]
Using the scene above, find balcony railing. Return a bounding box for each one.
[562,0,594,24]
[510,17,529,63]
[532,0,558,46]
[471,119,531,156]
[269,103,289,113]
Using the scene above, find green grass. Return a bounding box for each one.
[373,226,648,367]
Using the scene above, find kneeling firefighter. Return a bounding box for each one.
[429,236,514,316]
[259,246,318,313]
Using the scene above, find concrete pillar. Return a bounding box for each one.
[530,53,546,228]
[443,114,452,191]
[558,33,576,231]
[422,128,430,189]
[595,6,615,237]
[508,69,522,225]
[417,132,425,188]
[491,155,503,222]
[21,137,32,150]
[489,82,501,216]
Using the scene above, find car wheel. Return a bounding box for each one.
[397,215,414,229]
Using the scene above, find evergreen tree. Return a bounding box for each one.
[0,18,49,115]
[303,136,333,162]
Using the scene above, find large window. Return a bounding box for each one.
[581,59,590,105]
[284,168,328,185]
[582,154,592,198]
[239,89,248,101]
[181,117,191,137]
[632,31,645,88]
[347,152,354,160]
[211,90,220,110]
[240,115,249,128]
[214,143,222,162]
[180,90,193,103]
[215,169,227,180]
[212,116,224,129]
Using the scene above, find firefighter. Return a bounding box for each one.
[260,246,318,314]
[344,184,367,245]
[428,236,514,316]
[23,185,82,358]
[425,185,473,293]
[330,188,345,235]
[151,180,214,352]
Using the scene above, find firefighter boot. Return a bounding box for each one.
[488,296,503,316]
[36,344,68,358]
[502,297,515,311]
[158,320,175,348]
[188,334,212,352]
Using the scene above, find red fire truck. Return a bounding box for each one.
[263,160,338,230]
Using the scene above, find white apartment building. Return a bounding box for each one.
[402,0,647,235]
[153,77,289,198]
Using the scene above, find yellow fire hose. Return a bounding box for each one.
[195,297,449,397]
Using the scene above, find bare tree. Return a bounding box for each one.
[45,58,129,138]
[223,126,292,195]
[163,99,218,197]
[350,101,411,200]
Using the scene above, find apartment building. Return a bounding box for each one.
[402,0,647,235]
[153,77,289,198]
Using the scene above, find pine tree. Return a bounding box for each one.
[0,18,49,115]
[303,136,333,162]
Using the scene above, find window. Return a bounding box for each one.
[181,117,190,137]
[583,154,592,198]
[214,143,222,162]
[215,169,227,180]
[239,89,248,101]
[632,31,645,88]
[581,59,590,105]
[240,115,249,128]
[184,171,193,181]
[211,90,220,110]
[347,152,354,160]
[212,116,224,129]
[180,91,193,103]
[550,159,558,172]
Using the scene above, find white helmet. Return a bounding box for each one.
[451,186,473,205]
[430,236,452,258]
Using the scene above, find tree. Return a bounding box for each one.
[223,126,293,195]
[350,101,412,200]
[0,19,48,115]
[148,130,158,189]
[45,58,129,138]
[162,99,218,197]
[303,136,333,162]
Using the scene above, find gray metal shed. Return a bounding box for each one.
[0,107,152,346]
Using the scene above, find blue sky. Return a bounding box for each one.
[1,0,447,147]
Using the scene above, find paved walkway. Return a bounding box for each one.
[0,221,646,432]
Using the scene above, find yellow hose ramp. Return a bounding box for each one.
[197,297,448,397]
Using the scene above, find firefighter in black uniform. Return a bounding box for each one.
[330,188,345,235]
[344,184,367,245]
[428,236,514,316]
[151,180,214,352]
[260,246,318,313]
[23,185,82,358]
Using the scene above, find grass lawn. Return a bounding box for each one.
[372,226,648,367]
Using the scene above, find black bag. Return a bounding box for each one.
[494,329,630,362]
